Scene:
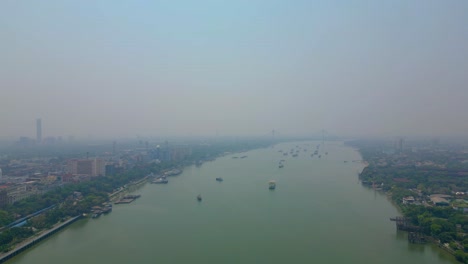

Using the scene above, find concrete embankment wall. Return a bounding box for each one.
[0,215,82,263]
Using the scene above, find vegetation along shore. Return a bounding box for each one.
[348,139,468,263]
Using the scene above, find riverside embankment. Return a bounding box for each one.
[0,215,81,263]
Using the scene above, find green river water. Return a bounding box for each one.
[6,141,458,264]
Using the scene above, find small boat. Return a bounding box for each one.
[279,164,284,168]
[268,180,276,190]
[216,177,223,182]
[197,194,202,201]
[92,211,102,218]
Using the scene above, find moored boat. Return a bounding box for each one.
[152,178,168,184]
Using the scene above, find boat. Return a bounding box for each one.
[92,211,102,218]
[164,169,182,176]
[152,178,168,184]
[216,177,223,182]
[268,180,276,190]
[279,164,284,168]
[197,194,202,201]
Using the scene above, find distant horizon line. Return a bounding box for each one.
[0,133,467,143]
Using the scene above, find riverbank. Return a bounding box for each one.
[353,147,462,263]
[109,176,148,202]
[0,215,82,263]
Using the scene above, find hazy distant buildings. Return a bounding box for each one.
[148,144,191,162]
[171,145,192,161]
[36,118,42,143]
[67,158,106,176]
[18,136,34,146]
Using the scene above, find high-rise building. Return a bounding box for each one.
[36,118,42,143]
[93,158,106,176]
[68,158,106,176]
[398,138,404,152]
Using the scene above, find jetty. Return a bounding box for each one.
[0,215,82,263]
[390,216,425,243]
[389,216,419,232]
[115,194,141,204]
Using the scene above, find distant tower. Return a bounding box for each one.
[36,118,42,143]
[398,138,404,152]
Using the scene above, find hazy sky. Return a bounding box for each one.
[1,1,468,139]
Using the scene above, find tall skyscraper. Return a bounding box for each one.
[36,118,42,143]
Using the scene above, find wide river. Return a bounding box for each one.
[7,141,458,264]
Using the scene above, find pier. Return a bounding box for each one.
[390,217,425,244]
[0,215,82,263]
[390,216,420,232]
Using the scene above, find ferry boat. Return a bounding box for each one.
[268,180,276,190]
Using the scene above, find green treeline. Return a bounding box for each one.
[348,140,468,263]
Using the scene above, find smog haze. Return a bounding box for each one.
[1,1,468,139]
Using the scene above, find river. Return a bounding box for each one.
[6,141,458,264]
